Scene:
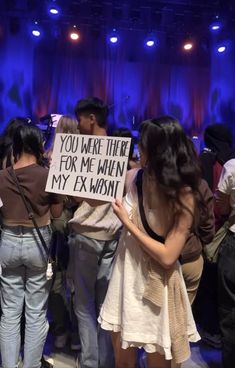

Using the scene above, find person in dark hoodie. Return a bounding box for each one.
[215,157,235,367]
[200,123,235,195]
[194,123,235,348]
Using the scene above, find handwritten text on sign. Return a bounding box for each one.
[46,134,131,201]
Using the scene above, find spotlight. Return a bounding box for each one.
[210,15,221,32]
[146,40,155,47]
[49,7,59,15]
[210,23,221,31]
[217,45,226,53]
[182,35,194,51]
[145,33,156,47]
[31,22,41,37]
[32,29,40,37]
[183,42,193,51]
[109,29,119,44]
[70,32,79,40]
[48,0,60,16]
[110,36,118,43]
[70,26,80,41]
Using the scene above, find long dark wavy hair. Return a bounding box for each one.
[139,116,205,229]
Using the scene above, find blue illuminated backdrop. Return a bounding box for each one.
[0,0,235,146]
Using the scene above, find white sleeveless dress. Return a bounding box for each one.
[98,176,200,361]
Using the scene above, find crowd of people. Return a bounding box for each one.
[0,97,234,368]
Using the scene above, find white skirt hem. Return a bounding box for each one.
[98,315,200,362]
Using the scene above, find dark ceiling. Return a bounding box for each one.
[1,0,235,35]
[0,1,235,65]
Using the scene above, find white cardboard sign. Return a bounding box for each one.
[46,134,131,202]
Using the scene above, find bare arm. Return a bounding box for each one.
[112,191,194,269]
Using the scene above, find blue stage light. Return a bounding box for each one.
[32,29,40,37]
[109,29,119,44]
[145,33,156,48]
[218,46,226,53]
[31,21,41,38]
[211,24,220,31]
[210,15,222,32]
[110,36,118,43]
[146,40,155,47]
[49,7,59,15]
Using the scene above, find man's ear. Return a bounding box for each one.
[89,113,96,125]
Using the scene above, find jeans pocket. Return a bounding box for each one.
[24,230,52,270]
[26,245,48,269]
[0,243,20,268]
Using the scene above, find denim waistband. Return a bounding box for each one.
[1,224,51,235]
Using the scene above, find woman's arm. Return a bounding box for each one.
[112,191,194,269]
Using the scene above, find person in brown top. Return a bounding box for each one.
[181,178,215,304]
[0,124,63,368]
[0,117,30,170]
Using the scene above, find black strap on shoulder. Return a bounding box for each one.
[8,167,49,257]
[136,169,165,244]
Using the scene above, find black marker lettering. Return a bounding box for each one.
[59,155,77,172]
[52,174,70,190]
[73,176,87,192]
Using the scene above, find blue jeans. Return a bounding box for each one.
[68,233,117,368]
[0,226,52,368]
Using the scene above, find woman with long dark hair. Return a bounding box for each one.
[0,117,30,170]
[99,116,204,368]
[0,124,63,368]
